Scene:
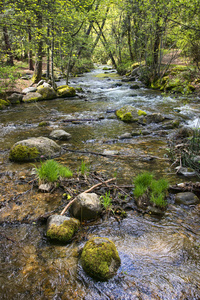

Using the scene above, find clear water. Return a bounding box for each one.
[0,65,200,299]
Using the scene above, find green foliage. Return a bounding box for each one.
[133,172,169,208]
[100,191,112,210]
[0,65,21,94]
[35,159,73,183]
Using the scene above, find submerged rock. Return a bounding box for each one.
[81,237,121,281]
[9,137,61,162]
[47,214,80,242]
[175,192,199,205]
[71,192,101,221]
[50,129,71,140]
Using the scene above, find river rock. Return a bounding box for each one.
[22,87,37,94]
[81,237,121,281]
[175,192,200,205]
[22,92,43,102]
[119,132,132,139]
[70,192,101,221]
[57,85,76,97]
[147,113,165,123]
[9,136,61,162]
[49,129,71,140]
[46,214,80,242]
[7,93,23,104]
[36,85,57,100]
[116,105,140,123]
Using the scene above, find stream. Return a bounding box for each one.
[0,65,200,299]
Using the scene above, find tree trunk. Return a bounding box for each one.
[127,15,134,61]
[3,25,14,66]
[28,21,34,71]
[46,25,50,79]
[51,24,56,90]
[33,1,43,83]
[91,7,109,54]
[94,22,117,69]
[33,40,43,83]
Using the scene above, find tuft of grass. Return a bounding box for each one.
[100,191,112,210]
[133,172,169,208]
[35,159,73,183]
[134,172,153,189]
[79,160,90,176]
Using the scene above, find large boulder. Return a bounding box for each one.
[22,92,43,102]
[81,237,121,281]
[7,93,23,104]
[175,192,199,205]
[70,192,102,221]
[49,129,71,140]
[47,214,80,242]
[36,85,57,100]
[22,87,37,94]
[57,85,76,98]
[116,105,147,123]
[9,136,61,162]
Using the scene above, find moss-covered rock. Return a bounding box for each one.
[36,85,57,100]
[0,99,10,109]
[138,109,147,116]
[81,237,121,281]
[9,137,61,162]
[9,144,39,162]
[47,215,80,243]
[57,85,76,97]
[38,121,50,127]
[22,92,43,102]
[116,105,140,123]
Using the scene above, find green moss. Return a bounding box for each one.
[9,144,39,162]
[0,99,10,109]
[138,110,147,116]
[38,121,49,127]
[57,85,76,97]
[47,219,80,242]
[116,106,138,123]
[81,237,121,281]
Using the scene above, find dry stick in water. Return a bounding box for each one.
[60,178,115,216]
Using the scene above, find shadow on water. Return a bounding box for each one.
[0,65,200,299]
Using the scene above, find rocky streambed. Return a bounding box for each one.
[0,65,200,299]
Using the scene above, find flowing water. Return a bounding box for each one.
[0,65,200,299]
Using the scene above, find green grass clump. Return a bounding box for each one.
[35,159,73,183]
[100,191,112,210]
[133,172,169,208]
[78,160,90,176]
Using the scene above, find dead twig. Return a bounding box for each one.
[60,177,115,215]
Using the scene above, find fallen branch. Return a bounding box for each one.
[60,177,115,215]
[62,147,168,160]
